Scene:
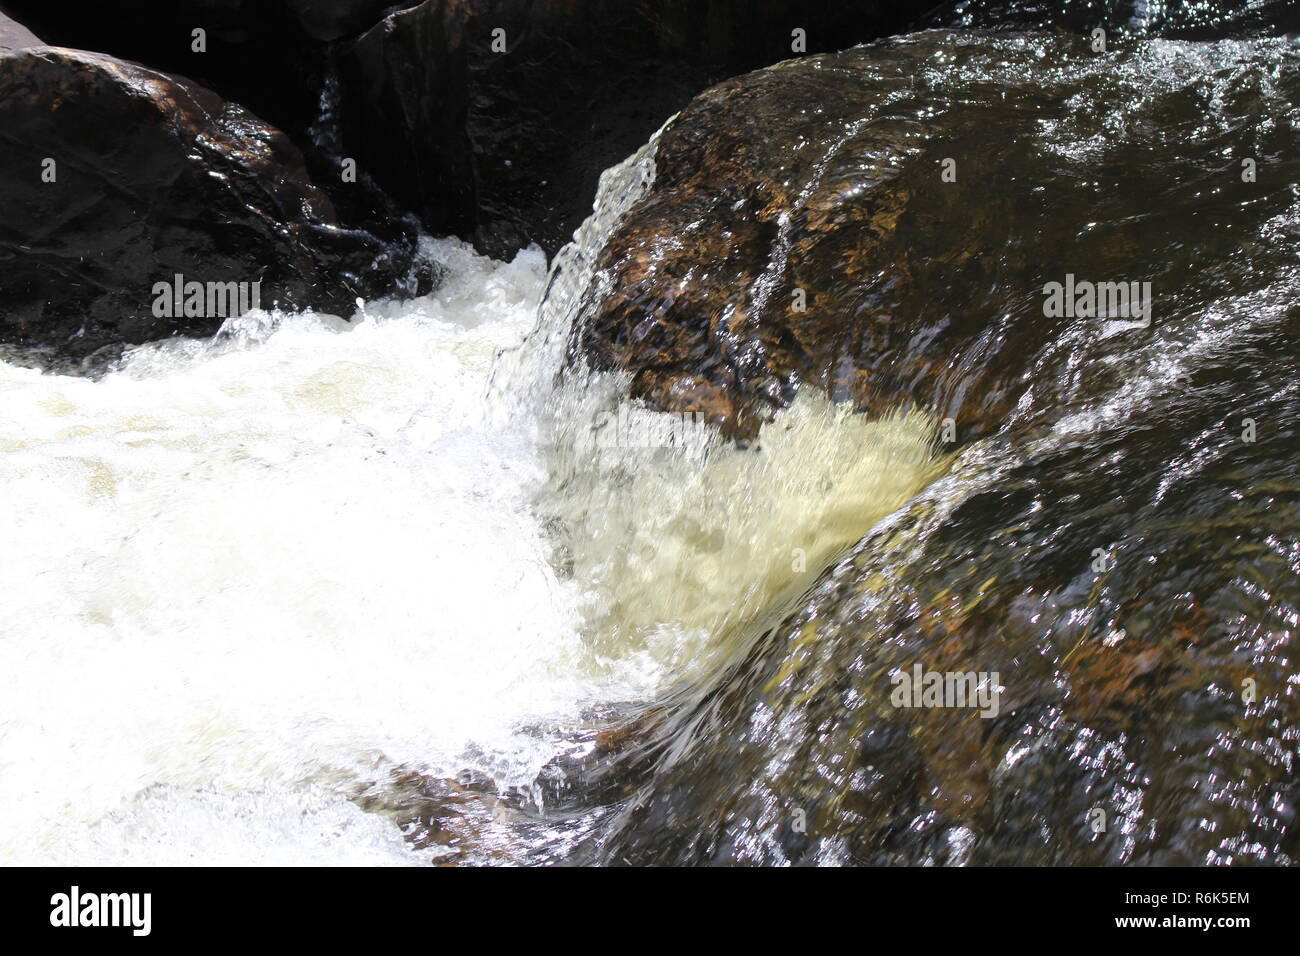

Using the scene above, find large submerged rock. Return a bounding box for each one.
[0,42,411,360]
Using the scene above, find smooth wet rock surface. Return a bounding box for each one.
[568,30,1300,442]
[0,46,411,359]
[550,29,1300,865]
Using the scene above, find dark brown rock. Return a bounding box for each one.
[569,39,1049,439]
[567,28,1300,439]
[340,1,476,253]
[338,0,939,258]
[0,2,420,143]
[0,46,412,359]
[571,30,1300,866]
[0,2,431,254]
[925,0,1300,38]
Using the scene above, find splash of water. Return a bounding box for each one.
[0,203,941,866]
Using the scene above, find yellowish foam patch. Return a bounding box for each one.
[544,392,946,683]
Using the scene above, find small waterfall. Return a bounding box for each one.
[3,16,1295,868]
[306,68,344,157]
[488,119,665,416]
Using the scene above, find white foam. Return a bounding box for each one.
[0,235,941,865]
[0,238,603,864]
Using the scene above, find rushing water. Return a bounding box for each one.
[3,26,1298,866]
[0,239,576,863]
[0,212,940,862]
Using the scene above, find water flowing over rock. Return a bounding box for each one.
[1,0,1298,871]
[925,0,1300,38]
[566,29,1300,441]
[0,44,413,361]
[338,0,939,258]
[551,30,1300,865]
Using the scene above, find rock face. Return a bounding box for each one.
[590,359,1300,865]
[0,2,430,249]
[339,0,939,258]
[0,8,41,52]
[6,0,1292,270]
[0,45,411,359]
[287,0,416,42]
[567,39,1041,439]
[0,2,420,142]
[560,29,1300,865]
[565,27,1300,439]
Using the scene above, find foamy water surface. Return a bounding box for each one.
[0,237,940,865]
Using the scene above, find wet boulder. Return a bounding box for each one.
[0,44,413,361]
[566,28,1300,439]
[0,2,420,142]
[589,365,1300,865]
[338,0,938,258]
[569,30,1300,865]
[567,36,1051,438]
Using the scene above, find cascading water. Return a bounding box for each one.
[565,32,1300,867]
[3,23,1297,868]
[0,239,588,864]
[0,135,942,864]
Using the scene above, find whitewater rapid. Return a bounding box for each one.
[0,239,593,863]
[0,228,941,865]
